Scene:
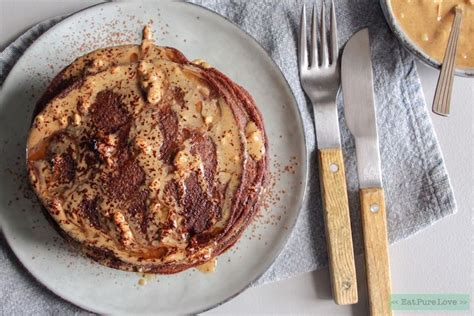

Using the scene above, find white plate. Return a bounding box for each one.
[0,2,307,314]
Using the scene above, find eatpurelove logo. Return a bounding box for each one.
[391,294,470,311]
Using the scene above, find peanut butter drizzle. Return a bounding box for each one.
[245,121,265,161]
[27,26,264,268]
[196,257,217,273]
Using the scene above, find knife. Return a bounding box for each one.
[341,29,392,316]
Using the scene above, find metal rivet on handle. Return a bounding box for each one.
[370,203,380,213]
[329,163,339,173]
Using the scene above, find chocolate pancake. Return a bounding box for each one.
[27,27,267,274]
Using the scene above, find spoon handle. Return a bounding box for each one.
[432,6,463,117]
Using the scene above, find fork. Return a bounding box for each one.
[299,1,358,305]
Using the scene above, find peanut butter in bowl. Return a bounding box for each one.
[388,0,474,71]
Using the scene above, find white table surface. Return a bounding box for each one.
[1,1,472,315]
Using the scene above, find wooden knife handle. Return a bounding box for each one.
[318,148,358,305]
[359,187,392,316]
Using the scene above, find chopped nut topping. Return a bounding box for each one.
[93,59,104,68]
[192,59,212,69]
[204,116,213,125]
[174,150,191,169]
[138,62,163,105]
[110,66,119,74]
[250,131,260,142]
[173,66,182,76]
[147,84,162,104]
[113,212,134,247]
[143,25,153,40]
[30,171,37,183]
[197,85,210,98]
[73,114,81,126]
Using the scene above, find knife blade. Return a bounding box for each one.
[341,28,382,189]
[341,28,392,316]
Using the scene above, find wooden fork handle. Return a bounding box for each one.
[318,148,358,305]
[360,187,392,316]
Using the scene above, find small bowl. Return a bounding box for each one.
[380,0,474,77]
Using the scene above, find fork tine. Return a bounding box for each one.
[299,4,308,72]
[310,5,318,68]
[330,0,338,64]
[320,1,329,66]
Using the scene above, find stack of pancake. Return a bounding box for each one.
[26,26,267,274]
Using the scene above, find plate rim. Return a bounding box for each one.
[0,1,310,314]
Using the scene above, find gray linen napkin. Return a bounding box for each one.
[0,0,456,314]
